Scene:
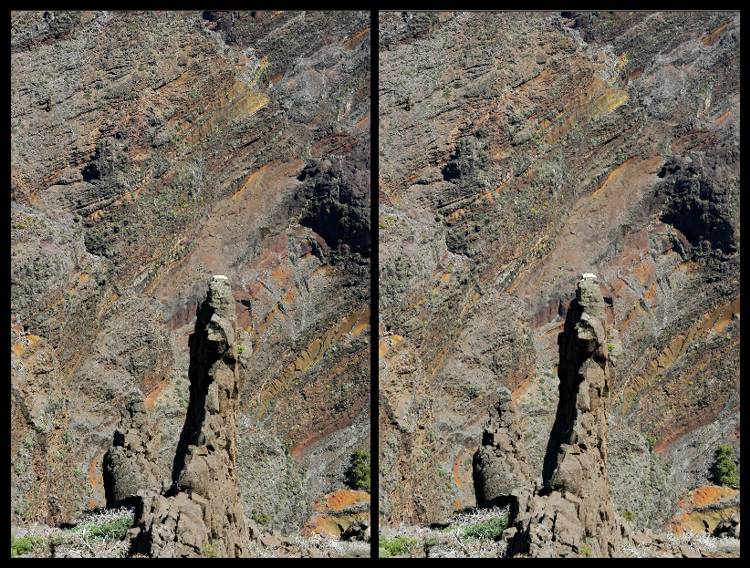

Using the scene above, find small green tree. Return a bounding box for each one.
[711,444,739,487]
[346,449,371,491]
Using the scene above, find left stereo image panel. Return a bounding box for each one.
[10,10,371,558]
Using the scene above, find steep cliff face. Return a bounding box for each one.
[11,10,370,532]
[379,10,739,531]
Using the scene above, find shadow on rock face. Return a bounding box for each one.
[170,297,224,483]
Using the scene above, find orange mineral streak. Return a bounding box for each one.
[302,488,370,538]
[231,161,274,202]
[144,378,168,410]
[714,110,732,126]
[670,485,739,535]
[684,485,738,509]
[355,113,370,130]
[343,26,370,50]
[452,451,466,491]
[87,456,100,490]
[703,20,731,46]
[256,305,370,418]
[312,489,370,513]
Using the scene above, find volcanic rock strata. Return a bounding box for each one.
[129,276,250,557]
[12,10,370,531]
[379,10,739,534]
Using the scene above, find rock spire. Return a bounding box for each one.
[128,275,250,557]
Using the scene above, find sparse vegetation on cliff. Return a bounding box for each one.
[202,540,219,558]
[379,535,419,557]
[11,534,46,557]
[346,449,371,491]
[10,507,134,558]
[461,515,508,540]
[711,445,739,488]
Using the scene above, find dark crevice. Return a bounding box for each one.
[80,161,100,182]
[542,297,584,489]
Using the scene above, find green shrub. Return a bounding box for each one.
[346,449,371,491]
[379,535,419,557]
[202,540,218,557]
[11,534,46,557]
[712,444,739,487]
[74,509,134,542]
[461,516,508,540]
[621,509,634,522]
[252,511,270,526]
[579,542,592,557]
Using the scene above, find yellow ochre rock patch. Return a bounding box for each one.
[670,485,739,535]
[302,489,370,538]
[544,76,628,143]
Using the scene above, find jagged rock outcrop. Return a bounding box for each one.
[102,400,161,508]
[507,275,624,557]
[128,275,250,557]
[472,387,532,512]
[714,512,740,539]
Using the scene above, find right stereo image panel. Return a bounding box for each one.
[378,11,740,558]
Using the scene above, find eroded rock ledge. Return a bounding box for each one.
[124,275,250,557]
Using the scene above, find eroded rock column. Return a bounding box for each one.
[103,399,161,509]
[507,275,623,557]
[129,275,249,557]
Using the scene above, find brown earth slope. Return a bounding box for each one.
[379,11,739,530]
[11,10,370,533]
